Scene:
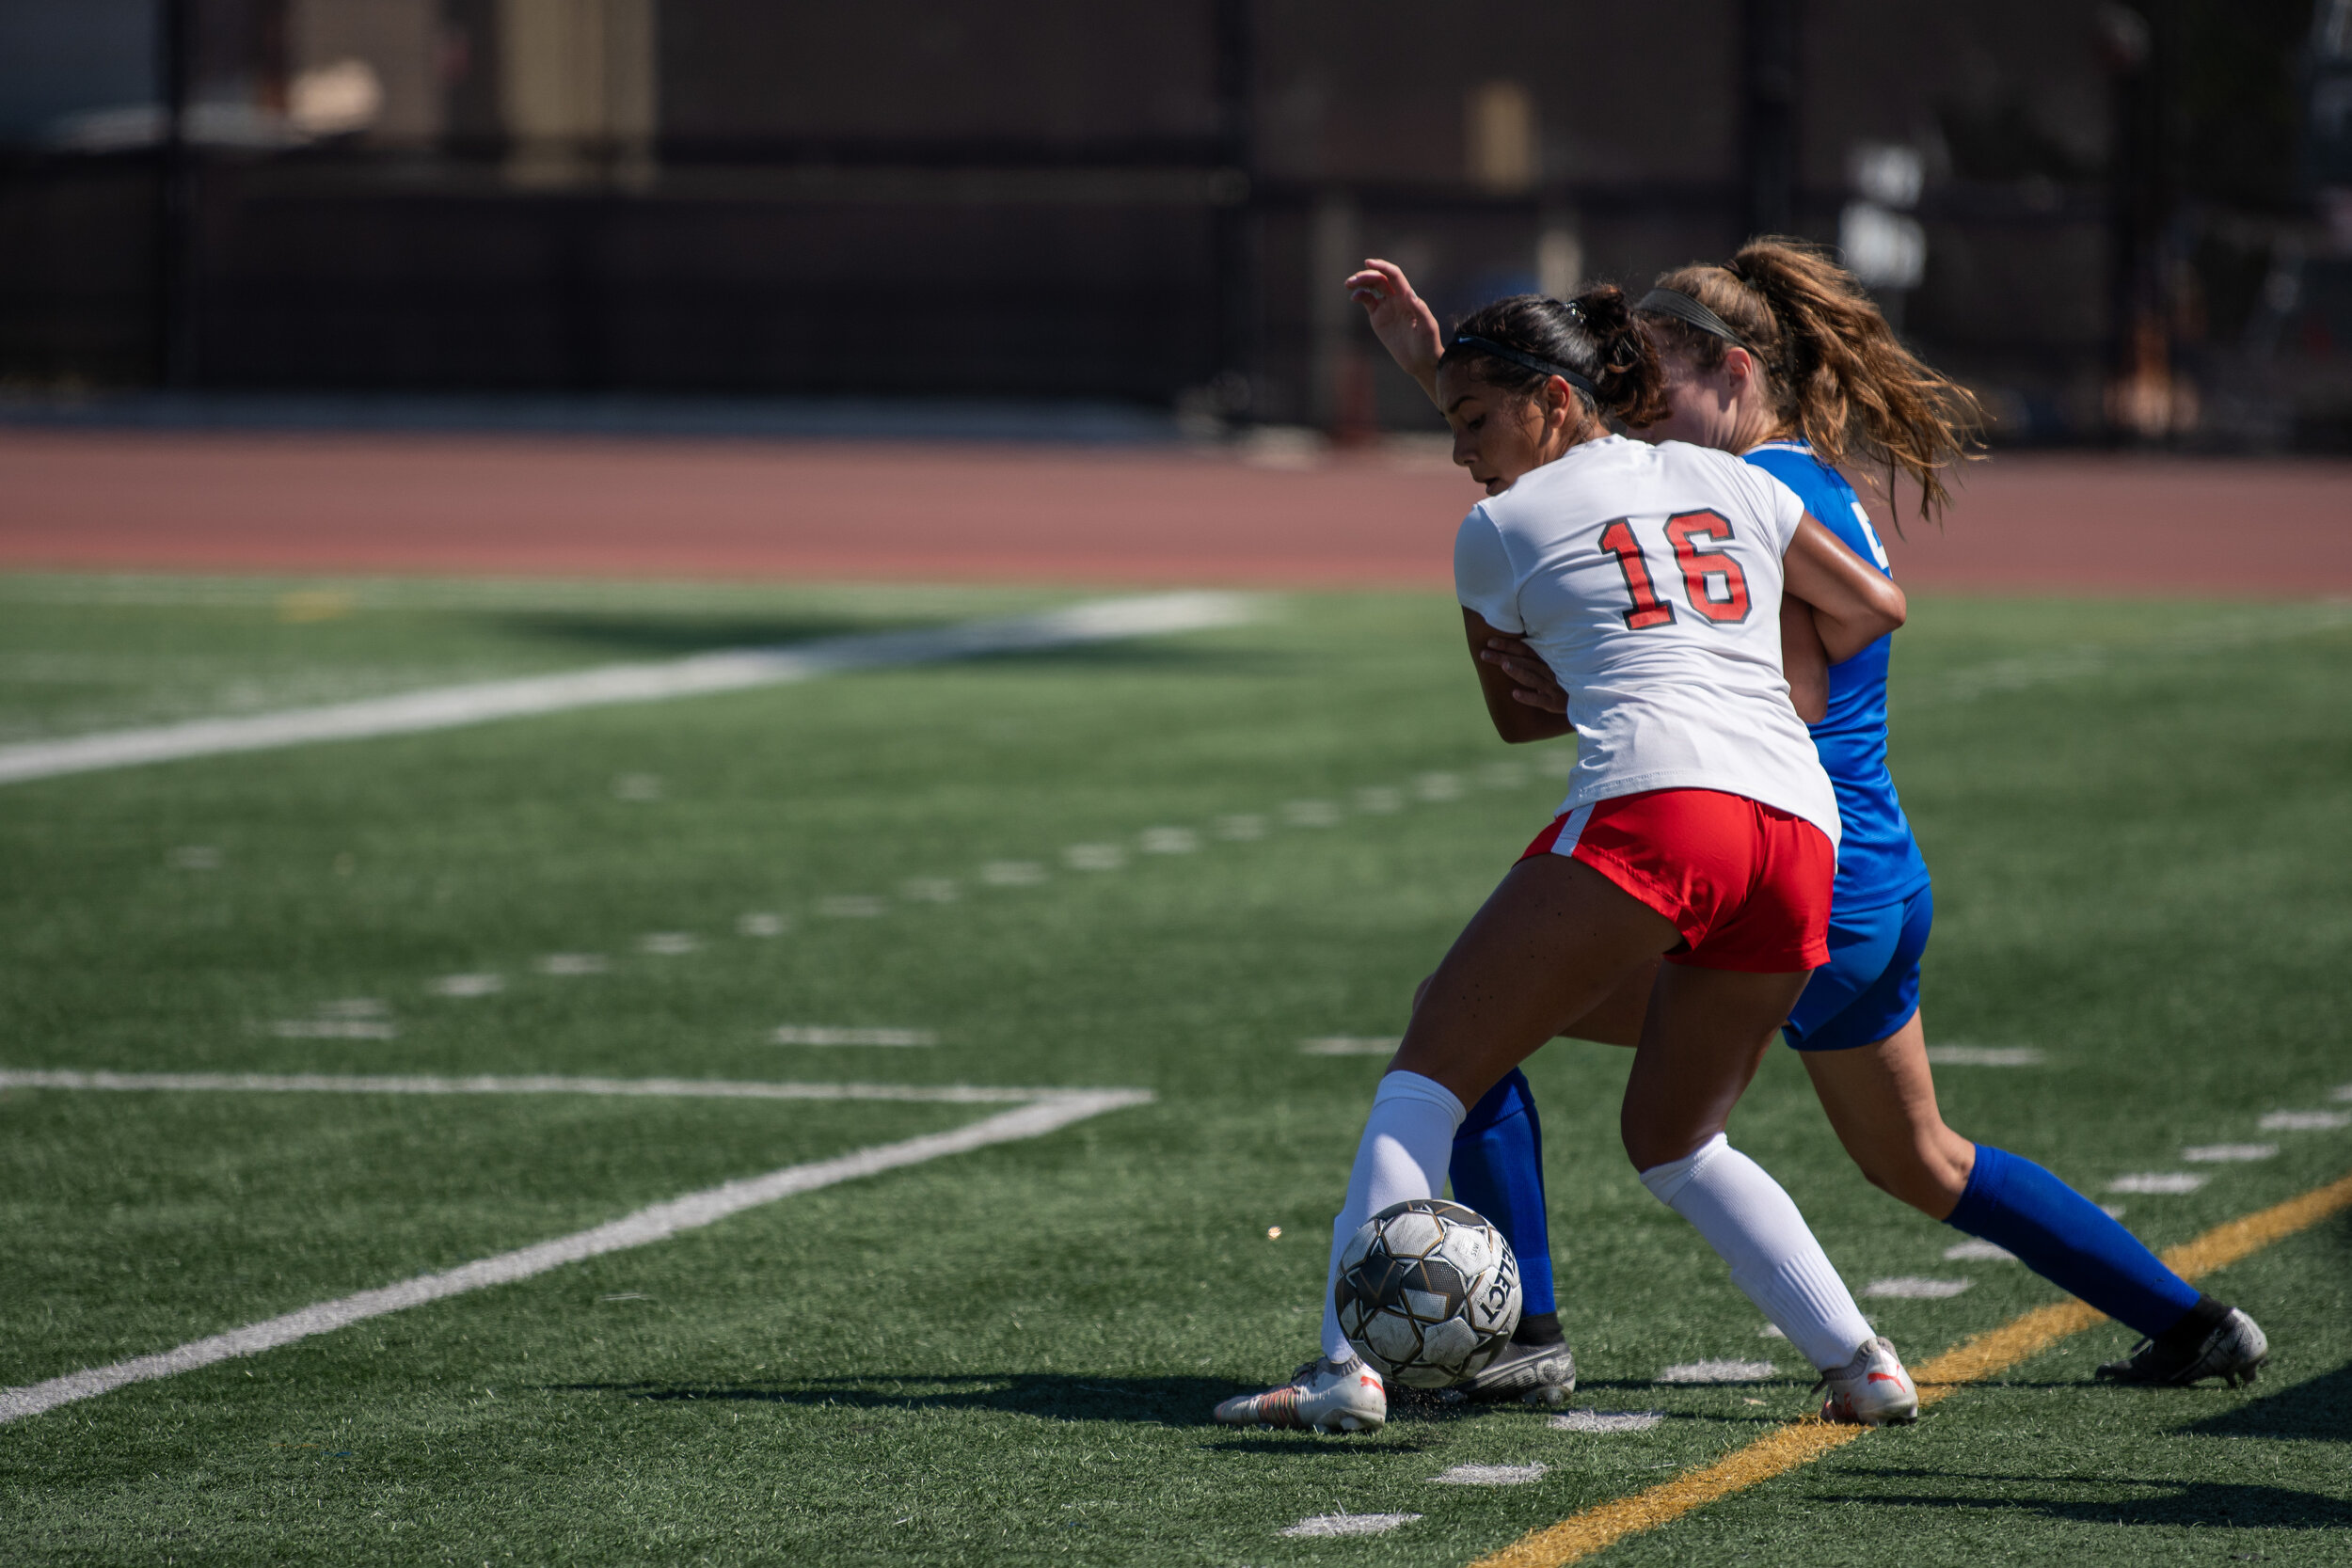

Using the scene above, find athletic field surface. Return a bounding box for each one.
[2,436,2348,1565]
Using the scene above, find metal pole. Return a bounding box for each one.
[1740,0,1799,239]
[157,0,197,387]
[1211,0,1258,418]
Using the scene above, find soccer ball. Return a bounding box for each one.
[1334,1197,1521,1387]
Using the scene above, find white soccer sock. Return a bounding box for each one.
[1319,1070,1468,1365]
[1638,1133,1874,1372]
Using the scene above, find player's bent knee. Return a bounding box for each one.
[1854,1141,1969,1216]
[1620,1114,1713,1175]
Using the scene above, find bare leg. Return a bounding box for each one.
[1557,958,1659,1047]
[1616,960,1882,1377]
[1620,962,1812,1169]
[1391,855,1681,1105]
[1799,1008,1976,1220]
[1410,955,1659,1048]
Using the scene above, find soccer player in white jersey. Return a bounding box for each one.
[1215,285,1918,1433]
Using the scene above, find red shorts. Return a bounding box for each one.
[1518,789,1834,972]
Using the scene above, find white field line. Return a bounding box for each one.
[0,1076,1152,1425]
[0,1069,1066,1105]
[1915,602,2352,706]
[0,591,1254,785]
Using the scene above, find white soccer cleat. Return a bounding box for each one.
[1818,1335,1918,1426]
[1213,1355,1388,1433]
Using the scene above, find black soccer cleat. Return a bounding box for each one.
[1440,1320,1577,1407]
[2096,1297,2268,1388]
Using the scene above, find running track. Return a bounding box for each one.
[3,430,2345,593]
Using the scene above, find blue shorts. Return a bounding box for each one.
[1781,882,1932,1052]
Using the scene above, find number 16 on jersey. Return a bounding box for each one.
[1597,509,1754,629]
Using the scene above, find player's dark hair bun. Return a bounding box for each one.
[1441,286,1669,429]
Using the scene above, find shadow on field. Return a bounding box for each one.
[983,641,1277,675]
[548,1372,1262,1427]
[2182,1361,2352,1443]
[1815,1470,2352,1528]
[497,611,923,657]
[495,612,1269,675]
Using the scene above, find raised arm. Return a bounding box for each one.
[1347,259,1445,407]
[1463,609,1574,744]
[1784,515,1906,664]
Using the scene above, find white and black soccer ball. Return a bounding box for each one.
[1334,1197,1521,1387]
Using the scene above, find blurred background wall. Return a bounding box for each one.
[0,0,2344,447]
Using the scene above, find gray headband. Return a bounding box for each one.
[1636,288,1747,348]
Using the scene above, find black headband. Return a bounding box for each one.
[1636,288,1747,348]
[1447,334,1599,402]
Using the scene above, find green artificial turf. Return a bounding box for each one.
[1,577,2346,1566]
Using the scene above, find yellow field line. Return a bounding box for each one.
[1468,1169,2352,1568]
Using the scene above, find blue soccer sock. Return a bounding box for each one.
[1449,1068,1559,1328]
[1947,1143,2200,1339]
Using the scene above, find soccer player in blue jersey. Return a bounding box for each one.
[1346,240,2268,1403]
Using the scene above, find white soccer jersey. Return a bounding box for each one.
[1454,435,1840,847]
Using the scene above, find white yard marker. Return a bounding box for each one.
[1414,772,1463,802]
[1865,1276,1974,1299]
[1063,844,1126,872]
[267,999,394,1038]
[2260,1110,2350,1132]
[1300,1037,1399,1056]
[1354,786,1403,814]
[0,593,1256,786]
[267,1020,397,1041]
[1213,815,1266,841]
[1550,1409,1665,1433]
[1434,1463,1547,1485]
[2181,1143,2279,1163]
[167,846,222,870]
[429,974,504,998]
[537,954,608,976]
[736,913,789,938]
[1924,1046,2045,1067]
[1282,800,1342,827]
[980,861,1048,886]
[1656,1359,1775,1384]
[1137,827,1199,855]
[898,879,960,904]
[2107,1172,2209,1195]
[817,895,888,918]
[1281,1514,1421,1539]
[1944,1239,2018,1262]
[0,1070,1150,1425]
[637,933,700,957]
[771,1026,939,1048]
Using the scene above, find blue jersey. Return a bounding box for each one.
[1744,440,1931,911]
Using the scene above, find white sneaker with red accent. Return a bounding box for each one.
[1818,1336,1918,1426]
[1213,1355,1388,1433]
